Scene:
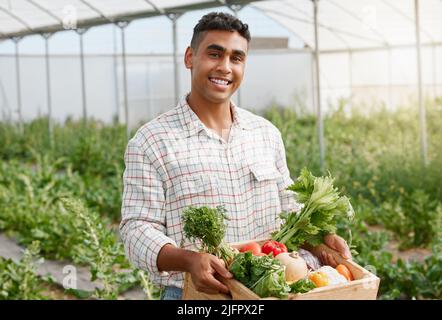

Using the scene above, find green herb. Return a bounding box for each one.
[289,278,316,294]
[229,252,291,299]
[182,205,235,265]
[272,167,355,251]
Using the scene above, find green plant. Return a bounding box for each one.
[0,241,48,300]
[59,197,133,299]
[182,205,236,265]
[272,168,355,251]
[380,190,441,249]
[229,251,291,298]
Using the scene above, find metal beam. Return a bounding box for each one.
[257,7,385,48]
[42,32,53,146]
[167,13,183,106]
[77,28,88,122]
[382,0,434,44]
[348,50,353,109]
[0,0,260,40]
[328,0,389,47]
[414,0,428,166]
[313,0,325,173]
[283,1,351,50]
[228,4,244,107]
[0,4,33,32]
[256,8,312,49]
[144,0,165,14]
[432,45,437,99]
[79,0,114,23]
[388,48,392,108]
[12,36,23,130]
[117,21,130,139]
[26,0,63,24]
[310,50,316,116]
[112,25,120,123]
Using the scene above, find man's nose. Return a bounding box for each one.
[216,56,232,74]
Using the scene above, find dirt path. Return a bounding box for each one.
[366,225,432,263]
[0,232,147,300]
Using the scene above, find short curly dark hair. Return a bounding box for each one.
[190,12,251,50]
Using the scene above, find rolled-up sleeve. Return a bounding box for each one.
[274,131,302,213]
[119,136,177,277]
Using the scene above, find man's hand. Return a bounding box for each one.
[319,233,352,267]
[188,253,233,295]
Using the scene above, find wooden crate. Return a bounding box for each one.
[183,239,380,300]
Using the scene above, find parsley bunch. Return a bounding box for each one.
[182,205,235,265]
[272,168,355,251]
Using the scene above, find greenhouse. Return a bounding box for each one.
[0,0,440,301]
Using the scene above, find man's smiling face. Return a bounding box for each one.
[185,30,248,104]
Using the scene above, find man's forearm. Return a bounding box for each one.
[157,244,198,273]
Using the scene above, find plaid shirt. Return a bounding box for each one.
[120,94,300,289]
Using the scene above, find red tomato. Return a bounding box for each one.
[239,242,262,255]
[261,240,287,257]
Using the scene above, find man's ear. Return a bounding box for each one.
[184,46,193,69]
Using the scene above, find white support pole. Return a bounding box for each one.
[167,13,183,106]
[113,25,120,123]
[432,45,437,99]
[348,50,353,110]
[313,0,325,173]
[388,47,393,108]
[414,0,428,166]
[12,37,23,131]
[229,4,244,108]
[310,49,316,114]
[77,28,88,123]
[117,21,130,139]
[42,33,53,146]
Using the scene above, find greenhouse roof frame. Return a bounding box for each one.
[1,0,440,52]
[252,0,442,52]
[0,0,260,40]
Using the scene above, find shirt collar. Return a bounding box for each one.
[177,93,252,137]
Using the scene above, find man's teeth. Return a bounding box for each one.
[210,78,229,85]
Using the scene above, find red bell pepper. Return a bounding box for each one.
[261,240,288,257]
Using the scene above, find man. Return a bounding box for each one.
[120,12,351,300]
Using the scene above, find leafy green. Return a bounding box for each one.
[182,205,235,265]
[272,167,355,251]
[379,190,441,249]
[229,252,291,299]
[289,278,316,294]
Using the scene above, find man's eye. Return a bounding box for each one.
[232,56,243,62]
[209,52,220,58]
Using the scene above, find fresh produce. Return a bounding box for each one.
[309,272,329,287]
[275,252,308,282]
[238,241,262,255]
[298,248,322,271]
[261,240,287,257]
[229,251,291,298]
[289,278,317,294]
[310,266,348,287]
[182,205,235,266]
[336,264,354,281]
[272,168,355,251]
